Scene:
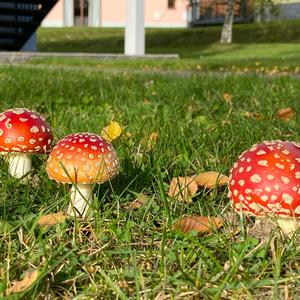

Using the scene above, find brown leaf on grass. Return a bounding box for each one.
[195,172,229,188]
[174,215,223,233]
[277,107,295,122]
[142,132,159,151]
[123,194,149,210]
[6,269,39,295]
[168,176,198,202]
[223,93,233,104]
[37,212,66,229]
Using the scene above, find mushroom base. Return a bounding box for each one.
[8,153,32,180]
[276,217,300,235]
[67,184,94,218]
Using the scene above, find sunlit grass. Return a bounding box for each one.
[0,64,300,298]
[32,19,300,74]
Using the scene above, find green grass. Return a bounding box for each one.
[32,20,300,73]
[1,64,300,299]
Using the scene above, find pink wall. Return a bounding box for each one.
[144,0,188,27]
[101,0,126,27]
[101,0,188,27]
[42,0,64,27]
[43,0,189,28]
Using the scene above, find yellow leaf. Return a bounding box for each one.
[277,107,295,122]
[101,121,123,142]
[195,172,229,188]
[168,176,198,202]
[173,215,223,234]
[37,212,66,229]
[6,270,39,295]
[223,93,233,104]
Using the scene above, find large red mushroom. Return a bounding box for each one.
[0,108,53,180]
[228,140,300,235]
[46,133,119,218]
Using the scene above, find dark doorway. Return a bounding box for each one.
[74,0,89,26]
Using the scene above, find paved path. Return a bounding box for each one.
[0,51,179,63]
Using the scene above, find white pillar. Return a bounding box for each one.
[21,32,37,52]
[125,0,145,56]
[89,0,101,27]
[64,0,74,27]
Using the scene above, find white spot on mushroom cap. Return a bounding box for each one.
[0,114,6,121]
[238,180,245,186]
[282,149,290,155]
[267,175,274,180]
[281,176,290,184]
[258,160,268,167]
[19,118,28,122]
[4,119,12,129]
[250,174,262,183]
[29,139,36,145]
[30,126,39,133]
[256,150,266,155]
[275,163,284,170]
[282,193,294,205]
[294,206,300,214]
[295,172,300,179]
[4,138,11,143]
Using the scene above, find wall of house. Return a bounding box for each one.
[101,0,188,27]
[42,0,189,28]
[42,0,64,27]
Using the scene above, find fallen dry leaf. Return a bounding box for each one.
[174,215,223,233]
[37,212,66,229]
[277,107,295,122]
[242,111,262,120]
[168,176,198,202]
[223,93,233,104]
[123,194,149,210]
[101,121,123,142]
[6,269,39,295]
[142,132,159,151]
[195,171,229,188]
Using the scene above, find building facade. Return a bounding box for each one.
[42,0,300,28]
[42,0,190,28]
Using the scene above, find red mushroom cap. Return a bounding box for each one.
[228,141,300,217]
[46,133,119,184]
[0,108,53,154]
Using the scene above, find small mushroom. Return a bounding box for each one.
[0,108,53,180]
[46,133,119,218]
[228,140,300,235]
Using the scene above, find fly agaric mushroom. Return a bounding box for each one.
[46,133,119,218]
[228,140,300,235]
[0,108,53,179]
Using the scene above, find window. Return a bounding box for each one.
[168,0,175,9]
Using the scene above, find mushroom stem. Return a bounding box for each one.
[8,153,32,180]
[276,217,300,235]
[67,184,94,218]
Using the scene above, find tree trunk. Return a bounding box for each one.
[220,0,235,44]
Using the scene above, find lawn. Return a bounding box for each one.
[32,19,300,74]
[0,62,300,299]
